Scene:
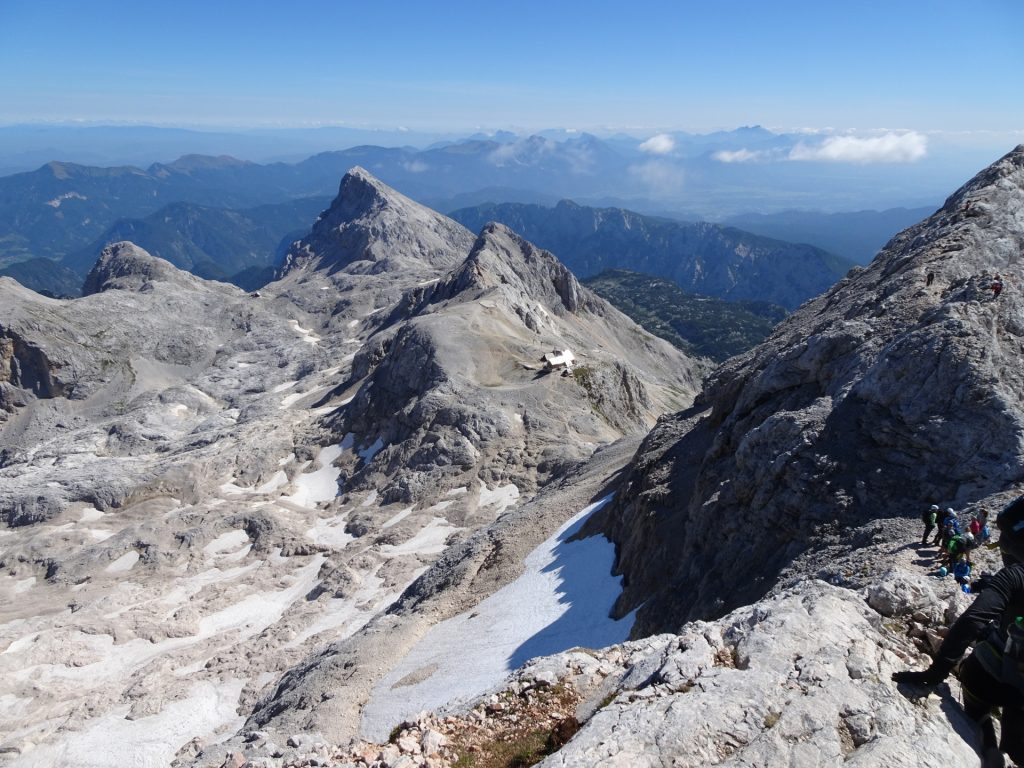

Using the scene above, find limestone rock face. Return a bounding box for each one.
[322,220,704,505]
[535,580,979,768]
[271,167,476,327]
[593,145,1024,635]
[82,240,194,294]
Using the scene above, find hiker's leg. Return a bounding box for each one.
[959,655,1001,754]
[1000,705,1024,766]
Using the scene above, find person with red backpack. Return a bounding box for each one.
[893,495,1024,768]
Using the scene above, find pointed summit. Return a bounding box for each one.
[279,167,474,279]
[443,222,596,316]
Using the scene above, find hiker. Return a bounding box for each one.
[992,275,1004,299]
[892,495,1024,768]
[971,514,983,538]
[922,504,939,545]
[979,509,992,543]
[927,272,935,287]
[937,508,960,550]
[953,555,972,586]
[946,530,970,569]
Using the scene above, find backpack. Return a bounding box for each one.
[922,508,934,524]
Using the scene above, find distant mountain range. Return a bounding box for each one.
[62,196,330,280]
[0,126,972,272]
[450,200,854,310]
[722,207,934,264]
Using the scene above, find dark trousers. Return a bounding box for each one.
[959,652,1024,762]
[922,523,935,545]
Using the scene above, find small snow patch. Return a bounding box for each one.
[359,437,385,463]
[288,319,321,345]
[106,551,140,574]
[381,506,414,529]
[379,517,460,557]
[306,513,354,548]
[280,391,306,409]
[256,470,288,493]
[479,482,520,514]
[203,530,250,557]
[284,444,343,507]
[79,507,105,523]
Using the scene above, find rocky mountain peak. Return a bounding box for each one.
[81,240,190,295]
[279,167,473,279]
[442,222,596,316]
[592,144,1024,635]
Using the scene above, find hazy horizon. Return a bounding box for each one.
[2,1,1021,143]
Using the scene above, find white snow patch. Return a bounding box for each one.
[287,567,386,648]
[3,632,39,656]
[256,470,288,493]
[13,577,36,594]
[358,437,385,464]
[11,679,245,768]
[280,391,306,408]
[379,517,460,557]
[283,444,343,507]
[446,486,468,497]
[78,507,105,523]
[478,482,520,514]
[89,529,115,542]
[360,495,631,740]
[360,490,379,508]
[272,380,297,393]
[105,551,139,574]
[381,506,414,530]
[347,319,359,328]
[198,556,325,639]
[306,513,354,549]
[203,530,250,557]
[289,319,321,344]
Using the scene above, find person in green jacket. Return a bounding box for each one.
[922,503,939,545]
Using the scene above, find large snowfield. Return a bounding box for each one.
[360,495,635,741]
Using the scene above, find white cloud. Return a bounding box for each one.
[628,160,684,195]
[788,132,928,163]
[487,138,553,167]
[712,148,764,163]
[401,160,428,173]
[639,133,676,155]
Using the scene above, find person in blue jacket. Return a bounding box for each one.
[893,495,1024,768]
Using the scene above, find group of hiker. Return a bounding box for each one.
[897,497,1024,767]
[921,504,991,589]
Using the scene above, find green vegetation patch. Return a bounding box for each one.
[584,269,788,362]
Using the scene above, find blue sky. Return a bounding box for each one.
[1,0,1022,140]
